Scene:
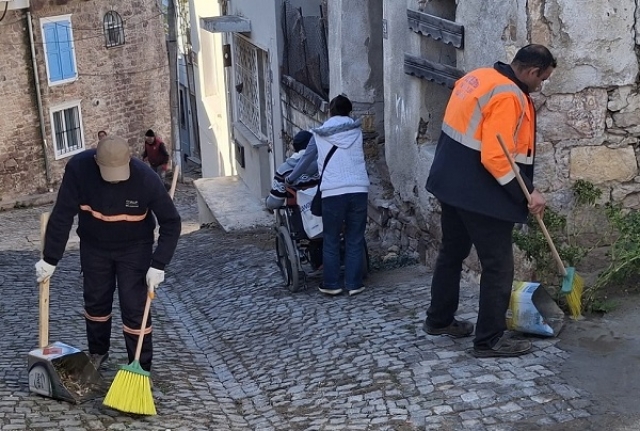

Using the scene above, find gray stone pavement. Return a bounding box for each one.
[0,183,634,430]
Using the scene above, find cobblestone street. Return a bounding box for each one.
[0,184,634,430]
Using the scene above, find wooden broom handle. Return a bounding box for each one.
[496,134,567,276]
[168,164,180,200]
[39,213,50,349]
[134,163,177,359]
[133,293,153,361]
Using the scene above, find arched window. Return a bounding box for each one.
[103,11,124,48]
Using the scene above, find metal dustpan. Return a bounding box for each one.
[28,212,105,403]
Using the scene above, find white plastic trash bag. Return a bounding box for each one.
[296,186,323,239]
[506,281,565,337]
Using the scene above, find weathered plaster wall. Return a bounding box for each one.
[456,0,528,71]
[191,0,234,179]
[227,0,283,198]
[376,0,441,265]
[537,0,638,94]
[382,0,421,204]
[329,0,385,134]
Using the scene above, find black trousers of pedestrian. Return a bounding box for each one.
[426,202,515,349]
[80,241,153,371]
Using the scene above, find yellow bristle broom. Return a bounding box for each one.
[103,291,156,415]
[497,134,584,319]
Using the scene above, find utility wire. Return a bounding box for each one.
[0,12,165,46]
[53,12,164,31]
[78,63,169,77]
[0,10,163,28]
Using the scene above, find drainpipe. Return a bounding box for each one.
[167,0,182,181]
[27,10,51,186]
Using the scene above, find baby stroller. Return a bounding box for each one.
[274,186,369,292]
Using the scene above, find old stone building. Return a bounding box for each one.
[0,0,170,205]
[189,0,639,281]
[370,0,640,273]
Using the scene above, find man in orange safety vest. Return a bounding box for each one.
[424,44,556,358]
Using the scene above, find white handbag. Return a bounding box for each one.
[296,186,323,239]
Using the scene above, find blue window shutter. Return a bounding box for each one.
[56,21,76,80]
[43,23,63,82]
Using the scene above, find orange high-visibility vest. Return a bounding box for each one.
[442,68,535,186]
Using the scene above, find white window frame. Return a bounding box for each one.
[40,14,78,86]
[232,35,271,142]
[49,100,85,160]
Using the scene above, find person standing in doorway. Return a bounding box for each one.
[424,44,556,358]
[35,135,181,371]
[141,129,170,182]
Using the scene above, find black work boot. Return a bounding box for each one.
[472,336,532,358]
[88,352,109,369]
[423,318,474,338]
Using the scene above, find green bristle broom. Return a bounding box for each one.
[497,134,584,318]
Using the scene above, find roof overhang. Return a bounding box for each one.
[4,0,30,11]
[201,16,251,34]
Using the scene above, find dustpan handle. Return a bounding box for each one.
[39,213,50,349]
[133,293,154,361]
[168,164,180,200]
[496,134,568,276]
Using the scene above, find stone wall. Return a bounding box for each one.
[374,0,640,279]
[0,10,47,200]
[0,0,170,202]
[280,80,328,145]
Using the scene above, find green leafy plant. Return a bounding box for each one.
[515,179,640,313]
[587,202,640,300]
[572,179,602,205]
[513,208,587,291]
[588,298,619,314]
[513,181,599,299]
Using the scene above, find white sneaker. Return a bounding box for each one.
[318,285,342,295]
[347,286,365,296]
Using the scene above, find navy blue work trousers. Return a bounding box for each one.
[80,240,153,371]
[426,202,515,349]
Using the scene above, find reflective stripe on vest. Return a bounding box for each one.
[80,205,147,222]
[442,83,528,153]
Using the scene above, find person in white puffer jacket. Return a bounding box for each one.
[311,94,370,296]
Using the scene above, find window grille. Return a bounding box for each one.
[103,11,125,48]
[51,103,84,159]
[233,36,272,141]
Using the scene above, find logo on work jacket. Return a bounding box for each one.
[125,200,139,208]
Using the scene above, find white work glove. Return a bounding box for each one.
[35,259,56,283]
[145,267,165,295]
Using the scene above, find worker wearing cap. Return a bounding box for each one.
[34,135,181,372]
